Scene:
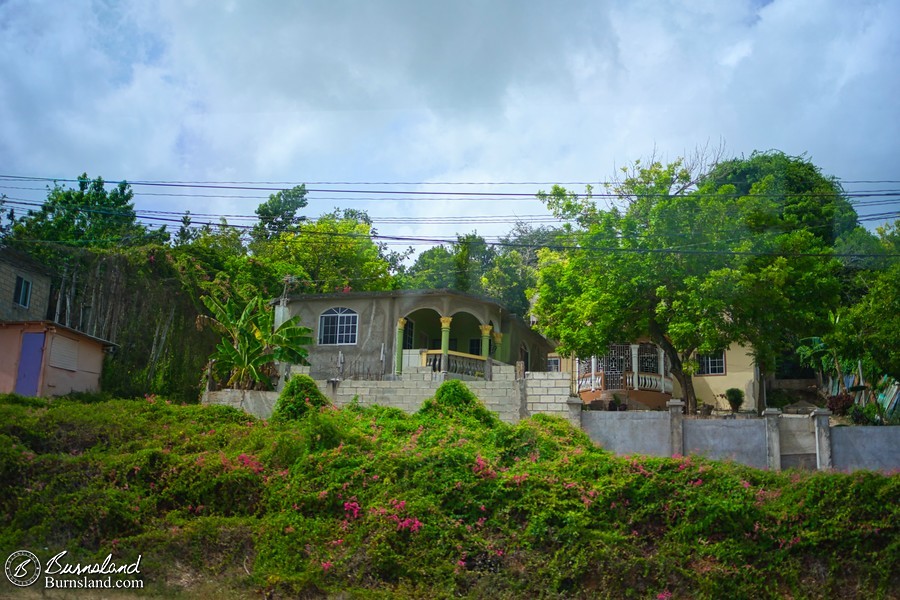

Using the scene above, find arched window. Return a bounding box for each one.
[318,307,358,345]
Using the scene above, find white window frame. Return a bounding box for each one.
[547,356,561,372]
[697,350,726,376]
[318,307,358,345]
[13,275,32,308]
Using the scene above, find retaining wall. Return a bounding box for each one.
[582,411,671,457]
[832,426,900,472]
[203,376,900,473]
[683,418,767,469]
[204,363,578,427]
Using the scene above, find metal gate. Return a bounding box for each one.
[600,344,631,390]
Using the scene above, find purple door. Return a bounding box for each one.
[15,332,45,396]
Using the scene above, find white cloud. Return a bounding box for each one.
[0,0,896,241]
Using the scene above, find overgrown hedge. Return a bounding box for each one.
[0,387,897,598]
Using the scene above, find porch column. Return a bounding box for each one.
[591,355,598,391]
[630,344,639,373]
[491,331,503,359]
[479,324,493,358]
[394,317,407,376]
[658,347,665,377]
[440,316,453,373]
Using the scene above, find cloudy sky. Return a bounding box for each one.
[1,0,898,250]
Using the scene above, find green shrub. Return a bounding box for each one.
[725,387,745,412]
[272,375,331,422]
[0,393,49,409]
[420,379,498,426]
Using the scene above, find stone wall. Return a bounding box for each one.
[203,375,900,474]
[582,410,672,456]
[832,426,900,472]
[683,418,768,470]
[205,363,578,427]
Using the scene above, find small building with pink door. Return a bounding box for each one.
[1,247,114,397]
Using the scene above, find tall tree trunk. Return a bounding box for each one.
[648,318,697,413]
[54,268,66,323]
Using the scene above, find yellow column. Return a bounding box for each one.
[440,316,453,372]
[395,317,407,376]
[491,331,503,360]
[479,324,493,358]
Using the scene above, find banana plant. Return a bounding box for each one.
[198,294,311,390]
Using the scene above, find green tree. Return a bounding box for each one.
[174,211,198,246]
[198,293,312,390]
[250,185,308,245]
[829,220,900,381]
[258,214,395,294]
[9,174,155,256]
[533,152,849,413]
[401,245,457,289]
[452,232,495,293]
[480,249,533,316]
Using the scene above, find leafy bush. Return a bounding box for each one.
[420,379,497,426]
[725,388,745,412]
[272,374,331,422]
[847,402,892,426]
[827,393,855,416]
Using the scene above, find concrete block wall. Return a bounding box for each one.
[207,364,572,426]
[524,370,581,427]
[683,418,768,470]
[582,410,671,456]
[203,383,900,473]
[831,426,900,472]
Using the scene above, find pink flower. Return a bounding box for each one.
[343,501,361,519]
[321,561,333,572]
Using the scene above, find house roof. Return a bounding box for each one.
[0,320,117,348]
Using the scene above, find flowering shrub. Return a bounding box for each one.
[0,392,896,599]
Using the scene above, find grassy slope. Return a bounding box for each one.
[0,385,897,599]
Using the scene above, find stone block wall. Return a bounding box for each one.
[206,364,575,426]
[523,370,581,428]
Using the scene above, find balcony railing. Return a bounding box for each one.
[624,371,674,394]
[422,349,488,379]
[577,370,673,394]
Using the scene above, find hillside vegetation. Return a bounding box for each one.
[1,383,897,599]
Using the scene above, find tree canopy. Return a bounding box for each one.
[533,151,853,413]
[5,174,161,260]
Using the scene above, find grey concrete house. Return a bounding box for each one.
[279,289,554,381]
